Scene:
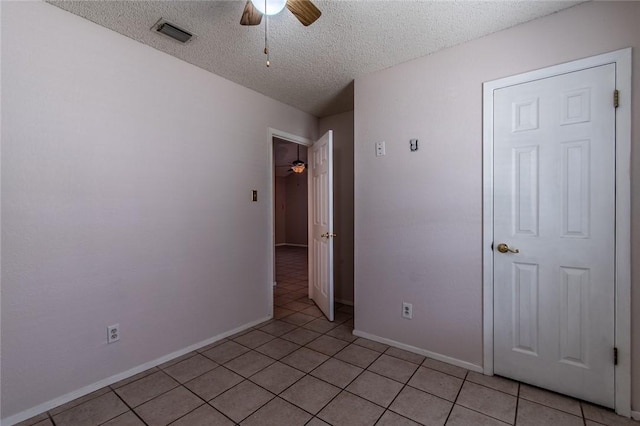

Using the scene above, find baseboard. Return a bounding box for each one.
[282,243,308,248]
[2,316,270,426]
[631,410,640,420]
[335,298,354,306]
[275,243,287,247]
[352,329,484,374]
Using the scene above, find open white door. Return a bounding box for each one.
[309,131,334,321]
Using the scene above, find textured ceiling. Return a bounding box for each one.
[48,0,582,117]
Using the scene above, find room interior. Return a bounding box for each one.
[2,1,639,425]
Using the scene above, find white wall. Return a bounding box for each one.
[354,0,639,410]
[319,111,354,304]
[1,1,317,420]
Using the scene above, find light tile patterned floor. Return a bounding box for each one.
[16,247,638,426]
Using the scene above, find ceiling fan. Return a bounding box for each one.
[276,144,307,174]
[240,0,321,27]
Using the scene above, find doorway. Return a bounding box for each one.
[482,49,631,415]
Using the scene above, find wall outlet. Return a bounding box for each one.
[375,141,386,157]
[402,302,413,319]
[107,324,120,343]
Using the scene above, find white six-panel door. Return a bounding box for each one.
[309,131,334,321]
[493,64,616,407]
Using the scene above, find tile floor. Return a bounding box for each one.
[17,246,638,426]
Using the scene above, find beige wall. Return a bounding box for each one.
[354,1,639,410]
[275,177,287,245]
[285,172,309,246]
[1,2,317,422]
[319,111,355,304]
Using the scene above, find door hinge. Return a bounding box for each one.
[614,347,618,365]
[614,90,620,108]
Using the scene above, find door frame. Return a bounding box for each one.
[482,48,631,416]
[267,128,312,318]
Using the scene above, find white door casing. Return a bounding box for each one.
[482,49,631,416]
[309,131,335,321]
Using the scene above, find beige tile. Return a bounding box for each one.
[240,397,312,426]
[582,402,640,425]
[456,381,516,424]
[310,358,363,388]
[135,386,203,426]
[300,305,324,317]
[326,325,357,342]
[318,391,385,426]
[14,412,49,426]
[306,335,349,356]
[389,386,452,426]
[185,366,244,401]
[157,351,198,369]
[585,421,607,426]
[258,320,298,337]
[408,366,463,401]
[49,387,111,416]
[202,341,250,364]
[281,375,341,414]
[334,343,380,368]
[101,411,146,426]
[281,347,330,372]
[32,420,55,426]
[368,354,419,383]
[163,354,218,383]
[337,305,354,314]
[211,380,275,423]
[346,371,403,407]
[306,418,331,426]
[283,301,311,312]
[170,404,234,426]
[249,362,305,394]
[53,392,128,426]
[421,358,468,379]
[281,327,322,345]
[224,351,274,377]
[517,399,583,426]
[255,337,300,359]
[274,307,295,319]
[303,318,340,334]
[385,347,426,365]
[232,330,276,349]
[465,371,518,396]
[376,410,422,425]
[115,370,179,407]
[281,312,317,326]
[353,337,389,353]
[110,368,159,389]
[446,405,510,426]
[333,311,353,324]
[519,384,582,416]
[196,339,227,354]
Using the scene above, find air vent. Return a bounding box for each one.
[152,19,193,43]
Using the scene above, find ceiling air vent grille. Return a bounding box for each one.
[152,19,193,43]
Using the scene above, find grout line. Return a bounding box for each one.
[110,387,149,426]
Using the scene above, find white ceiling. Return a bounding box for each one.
[48,0,582,117]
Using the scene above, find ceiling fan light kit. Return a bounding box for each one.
[251,0,287,16]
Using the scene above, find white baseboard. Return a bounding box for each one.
[335,298,354,306]
[631,410,640,420]
[2,316,270,426]
[352,329,484,374]
[281,243,308,248]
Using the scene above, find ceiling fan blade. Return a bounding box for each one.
[286,0,321,26]
[240,0,263,26]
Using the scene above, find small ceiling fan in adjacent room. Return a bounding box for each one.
[276,144,307,176]
[240,0,321,26]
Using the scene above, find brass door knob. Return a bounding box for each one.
[496,243,519,254]
[320,232,337,239]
